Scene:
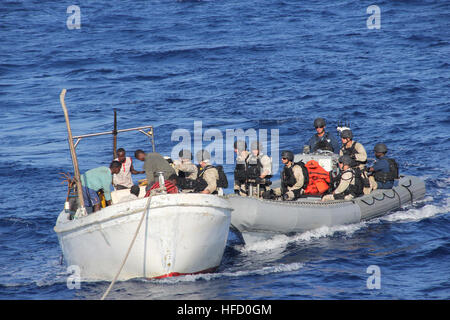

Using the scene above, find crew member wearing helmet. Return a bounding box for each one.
[233,140,250,196]
[173,149,198,193]
[195,149,219,194]
[307,118,340,154]
[368,143,399,189]
[272,150,305,200]
[339,129,368,169]
[339,129,372,194]
[246,141,273,196]
[322,155,357,201]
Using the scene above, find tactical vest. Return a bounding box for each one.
[194,165,228,193]
[373,158,399,183]
[281,161,309,195]
[234,154,249,182]
[312,132,334,153]
[333,168,363,199]
[341,141,367,167]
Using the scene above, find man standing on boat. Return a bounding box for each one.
[307,118,340,154]
[80,161,122,212]
[233,140,250,196]
[113,148,144,190]
[134,150,176,189]
[339,129,372,194]
[246,141,273,197]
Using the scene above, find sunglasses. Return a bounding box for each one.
[282,157,288,160]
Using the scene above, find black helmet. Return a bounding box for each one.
[338,155,353,166]
[374,143,388,153]
[314,118,326,128]
[341,129,353,139]
[281,150,294,162]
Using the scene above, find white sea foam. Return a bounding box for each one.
[151,262,304,284]
[379,197,449,223]
[240,197,448,254]
[245,223,366,252]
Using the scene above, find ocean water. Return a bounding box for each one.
[0,0,449,300]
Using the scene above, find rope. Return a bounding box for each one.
[100,194,152,300]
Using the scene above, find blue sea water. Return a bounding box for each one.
[0,0,449,300]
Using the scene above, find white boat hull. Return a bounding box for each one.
[54,194,232,281]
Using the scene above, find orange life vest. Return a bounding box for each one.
[303,160,331,195]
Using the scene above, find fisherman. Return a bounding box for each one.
[246,141,272,196]
[307,118,340,154]
[194,150,219,194]
[272,150,305,201]
[233,140,250,196]
[113,148,145,190]
[367,143,399,189]
[145,173,179,196]
[80,161,121,212]
[322,155,361,201]
[339,129,372,194]
[134,150,176,189]
[173,149,198,193]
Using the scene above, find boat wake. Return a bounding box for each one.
[237,196,448,254]
[378,197,449,223]
[144,262,304,284]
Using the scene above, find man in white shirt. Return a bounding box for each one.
[113,148,144,189]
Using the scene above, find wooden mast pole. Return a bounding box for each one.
[113,108,117,159]
[60,89,86,216]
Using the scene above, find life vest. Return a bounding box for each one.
[303,160,331,195]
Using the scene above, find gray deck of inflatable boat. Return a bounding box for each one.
[227,175,425,241]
